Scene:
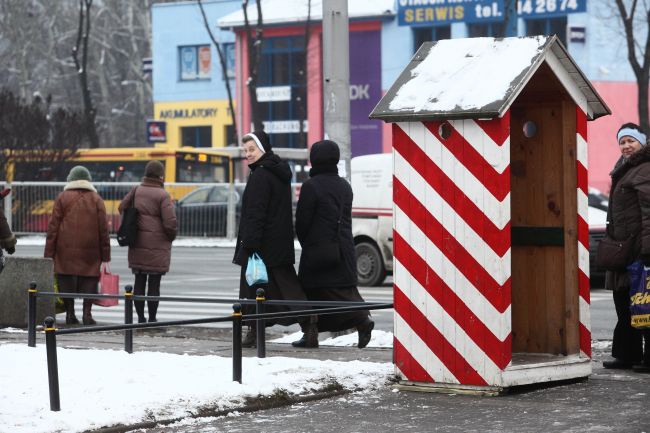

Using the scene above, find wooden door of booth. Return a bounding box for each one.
[510,96,580,356]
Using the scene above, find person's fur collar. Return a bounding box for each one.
[611,145,650,180]
[64,180,96,192]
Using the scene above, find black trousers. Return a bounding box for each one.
[612,289,650,363]
[133,273,162,320]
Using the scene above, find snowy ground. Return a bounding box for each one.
[16,235,303,249]
[0,344,393,433]
[271,330,394,348]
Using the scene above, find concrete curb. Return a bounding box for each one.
[84,386,352,433]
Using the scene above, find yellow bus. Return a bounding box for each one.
[11,147,235,185]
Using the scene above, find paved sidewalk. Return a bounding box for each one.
[2,328,649,432]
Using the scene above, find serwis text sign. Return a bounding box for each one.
[398,0,505,26]
[398,0,586,26]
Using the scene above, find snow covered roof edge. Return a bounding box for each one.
[218,0,395,29]
[370,36,611,122]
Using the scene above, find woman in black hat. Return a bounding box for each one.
[293,140,374,348]
[233,131,316,348]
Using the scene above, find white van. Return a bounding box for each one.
[351,153,393,286]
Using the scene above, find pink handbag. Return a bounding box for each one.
[95,263,119,307]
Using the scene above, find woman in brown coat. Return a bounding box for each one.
[119,160,176,323]
[45,166,111,325]
[601,122,650,372]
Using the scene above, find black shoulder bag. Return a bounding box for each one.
[302,200,344,271]
[117,187,139,247]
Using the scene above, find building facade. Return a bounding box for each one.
[153,0,640,191]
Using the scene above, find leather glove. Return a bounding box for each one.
[0,234,16,254]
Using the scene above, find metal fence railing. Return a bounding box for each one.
[1,181,302,239]
[25,284,392,411]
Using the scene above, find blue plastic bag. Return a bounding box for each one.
[627,260,650,329]
[246,253,268,286]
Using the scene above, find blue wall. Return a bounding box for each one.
[152,0,240,102]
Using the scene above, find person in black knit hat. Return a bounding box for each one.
[233,131,317,348]
[119,160,177,323]
[294,139,374,348]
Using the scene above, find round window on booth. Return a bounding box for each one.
[438,122,452,139]
[523,121,537,138]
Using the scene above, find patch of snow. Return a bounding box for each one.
[0,344,393,433]
[591,340,612,350]
[270,330,393,348]
[0,327,27,333]
[16,236,301,250]
[389,36,547,113]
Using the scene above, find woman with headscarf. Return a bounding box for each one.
[119,160,177,323]
[233,130,316,348]
[45,165,111,325]
[293,140,374,349]
[600,123,650,372]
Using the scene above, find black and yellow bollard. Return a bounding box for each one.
[27,281,37,347]
[44,316,60,411]
[232,303,242,383]
[124,285,133,354]
[256,288,266,358]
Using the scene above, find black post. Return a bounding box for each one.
[27,281,37,347]
[124,285,133,354]
[256,288,266,358]
[232,303,242,383]
[44,317,60,411]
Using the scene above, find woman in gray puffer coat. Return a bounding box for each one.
[601,123,650,372]
[119,160,177,323]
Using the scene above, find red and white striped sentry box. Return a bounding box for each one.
[370,36,610,392]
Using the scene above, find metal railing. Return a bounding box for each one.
[25,282,392,411]
[1,181,301,239]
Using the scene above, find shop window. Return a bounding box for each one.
[181,126,212,148]
[179,45,211,81]
[468,22,506,38]
[413,26,451,53]
[222,43,235,79]
[526,16,567,46]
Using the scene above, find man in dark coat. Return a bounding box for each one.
[233,130,316,347]
[294,140,374,348]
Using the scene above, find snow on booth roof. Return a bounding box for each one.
[370,35,610,122]
[218,0,394,28]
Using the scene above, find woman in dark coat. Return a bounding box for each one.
[119,160,177,323]
[601,123,650,372]
[45,166,111,325]
[294,140,374,348]
[233,130,315,348]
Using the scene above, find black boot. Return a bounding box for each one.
[357,318,374,349]
[292,323,319,348]
[82,299,96,325]
[64,299,79,325]
[148,301,158,323]
[134,300,146,323]
[242,326,257,348]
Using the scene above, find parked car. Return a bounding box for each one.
[588,188,608,286]
[351,153,610,287]
[175,185,241,237]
